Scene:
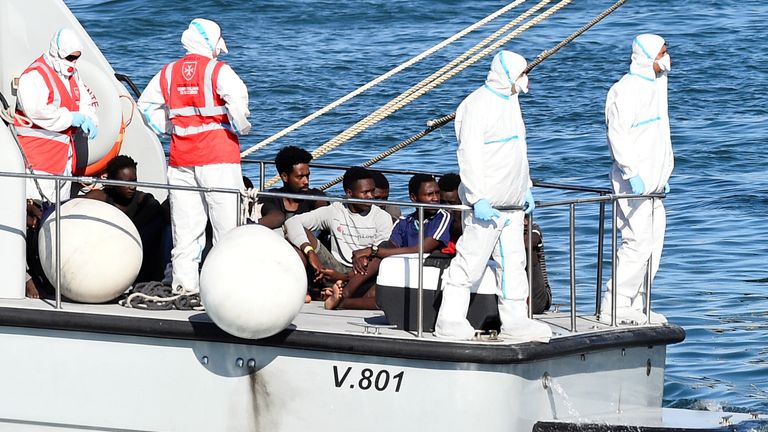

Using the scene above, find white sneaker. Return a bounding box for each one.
[501,317,552,343]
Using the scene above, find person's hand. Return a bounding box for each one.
[307,251,323,281]
[352,248,371,274]
[71,112,98,140]
[317,267,348,284]
[664,182,670,194]
[71,112,86,127]
[524,189,535,214]
[473,199,500,221]
[628,175,645,195]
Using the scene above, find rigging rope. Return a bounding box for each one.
[318,113,455,191]
[317,0,629,191]
[239,0,527,158]
[264,0,568,188]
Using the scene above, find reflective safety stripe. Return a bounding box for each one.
[631,116,661,128]
[203,59,217,108]
[172,122,232,136]
[15,127,70,144]
[162,62,175,101]
[484,135,518,145]
[629,71,655,82]
[30,62,62,106]
[168,106,227,117]
[483,84,509,100]
[633,37,653,59]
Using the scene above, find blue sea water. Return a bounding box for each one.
[65,0,767,413]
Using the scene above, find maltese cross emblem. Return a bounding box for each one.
[182,62,197,81]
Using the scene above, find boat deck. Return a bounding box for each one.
[0,296,684,364]
[1,296,646,341]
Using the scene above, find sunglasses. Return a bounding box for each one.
[64,54,81,62]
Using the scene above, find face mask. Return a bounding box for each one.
[514,74,529,94]
[62,59,76,76]
[50,57,76,77]
[656,53,671,72]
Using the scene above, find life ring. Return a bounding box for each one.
[72,58,127,176]
[82,117,125,176]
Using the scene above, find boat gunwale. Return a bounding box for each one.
[0,306,685,364]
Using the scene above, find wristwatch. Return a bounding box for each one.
[370,244,379,258]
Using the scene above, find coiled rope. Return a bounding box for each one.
[239,0,527,158]
[120,281,204,311]
[264,0,569,188]
[317,0,629,191]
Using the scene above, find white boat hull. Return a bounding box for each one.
[0,321,668,432]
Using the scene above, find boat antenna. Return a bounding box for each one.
[317,0,629,191]
[239,0,527,158]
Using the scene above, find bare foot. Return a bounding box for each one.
[305,293,312,303]
[25,279,40,299]
[323,280,345,310]
[320,287,333,301]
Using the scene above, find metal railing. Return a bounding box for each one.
[2,168,664,337]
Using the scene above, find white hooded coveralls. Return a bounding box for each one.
[434,51,551,342]
[138,18,252,294]
[603,34,674,318]
[16,28,97,201]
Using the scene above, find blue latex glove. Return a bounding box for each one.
[473,199,500,221]
[664,183,670,194]
[628,175,645,195]
[70,112,86,127]
[524,189,535,214]
[71,112,98,140]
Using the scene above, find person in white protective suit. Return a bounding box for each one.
[138,18,252,295]
[600,34,674,325]
[14,28,98,202]
[434,51,552,342]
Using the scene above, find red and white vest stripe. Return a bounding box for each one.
[160,54,240,167]
[14,55,80,174]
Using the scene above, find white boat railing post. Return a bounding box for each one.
[569,203,576,332]
[595,196,606,314]
[236,189,242,226]
[55,178,62,310]
[611,199,618,327]
[258,161,266,191]
[417,206,425,338]
[646,197,655,323]
[527,213,534,320]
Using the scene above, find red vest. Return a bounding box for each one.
[14,56,80,174]
[160,54,240,167]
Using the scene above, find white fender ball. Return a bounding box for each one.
[38,198,143,303]
[200,224,307,339]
